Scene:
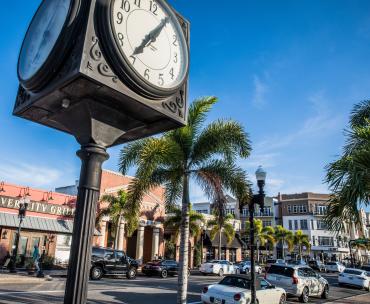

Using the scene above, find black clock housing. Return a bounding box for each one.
[14,0,189,147]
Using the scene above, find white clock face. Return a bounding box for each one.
[18,0,71,81]
[111,0,188,90]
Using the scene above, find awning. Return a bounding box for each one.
[0,212,101,236]
[204,231,243,249]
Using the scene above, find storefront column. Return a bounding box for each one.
[151,228,160,260]
[99,220,108,247]
[136,226,145,263]
[117,220,125,251]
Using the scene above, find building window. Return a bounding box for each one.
[300,219,308,230]
[293,205,298,213]
[287,205,292,213]
[242,208,248,216]
[289,220,292,230]
[316,205,327,215]
[318,236,334,246]
[294,220,298,230]
[312,236,316,246]
[196,209,208,214]
[262,220,272,227]
[311,220,315,230]
[317,220,327,230]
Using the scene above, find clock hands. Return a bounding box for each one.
[132,16,169,56]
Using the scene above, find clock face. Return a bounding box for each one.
[110,0,189,92]
[18,0,72,82]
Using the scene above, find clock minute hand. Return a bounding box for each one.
[132,17,170,56]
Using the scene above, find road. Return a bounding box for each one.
[0,273,367,304]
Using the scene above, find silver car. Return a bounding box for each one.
[266,264,329,303]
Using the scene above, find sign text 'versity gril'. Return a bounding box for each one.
[0,195,75,217]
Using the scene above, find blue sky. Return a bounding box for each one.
[1,1,370,204]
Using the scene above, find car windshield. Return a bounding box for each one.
[326,262,336,265]
[343,269,363,275]
[361,265,370,271]
[266,259,276,264]
[268,265,294,277]
[219,276,251,289]
[209,260,220,264]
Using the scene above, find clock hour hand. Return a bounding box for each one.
[132,17,169,56]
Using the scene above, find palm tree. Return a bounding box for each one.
[118,97,251,304]
[274,225,293,259]
[293,230,310,260]
[207,213,236,260]
[244,219,275,262]
[325,100,370,231]
[164,206,205,240]
[96,189,129,249]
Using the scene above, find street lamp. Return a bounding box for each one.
[10,194,30,273]
[200,222,206,264]
[249,166,266,304]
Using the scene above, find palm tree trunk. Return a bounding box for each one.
[282,238,285,259]
[177,174,190,304]
[219,229,222,260]
[114,215,121,250]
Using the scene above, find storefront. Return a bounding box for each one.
[0,182,78,265]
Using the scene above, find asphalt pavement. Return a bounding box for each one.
[0,272,368,304]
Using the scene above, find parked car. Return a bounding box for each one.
[326,261,345,273]
[361,265,370,272]
[288,260,307,266]
[201,274,286,304]
[265,259,286,271]
[266,264,329,303]
[142,259,189,278]
[308,260,326,272]
[238,260,263,274]
[90,246,138,280]
[200,260,238,276]
[338,268,370,290]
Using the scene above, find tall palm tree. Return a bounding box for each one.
[293,230,310,260]
[207,213,236,260]
[96,189,129,249]
[244,219,275,262]
[119,97,251,304]
[164,206,205,240]
[325,100,370,231]
[274,225,293,259]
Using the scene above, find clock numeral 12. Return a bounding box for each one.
[149,1,158,15]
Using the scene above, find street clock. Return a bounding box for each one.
[14,0,189,147]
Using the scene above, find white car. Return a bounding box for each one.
[200,260,238,276]
[325,261,345,273]
[237,261,263,274]
[338,268,370,290]
[201,274,286,304]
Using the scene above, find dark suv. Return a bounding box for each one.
[90,246,138,280]
[308,260,326,272]
[142,260,189,278]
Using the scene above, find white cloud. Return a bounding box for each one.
[251,75,268,108]
[0,160,68,189]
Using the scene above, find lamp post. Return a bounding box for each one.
[200,223,206,264]
[10,195,29,273]
[249,166,266,304]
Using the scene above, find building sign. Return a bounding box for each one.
[0,195,75,217]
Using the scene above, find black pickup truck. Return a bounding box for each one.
[90,246,138,280]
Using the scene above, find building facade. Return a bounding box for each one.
[278,192,351,261]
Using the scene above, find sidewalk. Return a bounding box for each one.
[0,269,67,283]
[327,293,370,304]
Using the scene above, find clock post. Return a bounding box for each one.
[13,1,189,304]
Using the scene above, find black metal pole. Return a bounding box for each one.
[64,143,108,304]
[249,202,256,304]
[10,217,23,273]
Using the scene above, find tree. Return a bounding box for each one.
[244,219,275,262]
[293,230,310,260]
[164,206,205,239]
[207,213,236,260]
[325,100,370,231]
[96,189,129,250]
[118,97,251,304]
[274,225,293,259]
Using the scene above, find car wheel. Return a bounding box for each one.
[161,269,168,278]
[90,266,103,280]
[218,269,224,277]
[126,267,137,280]
[299,287,309,303]
[279,293,286,304]
[321,285,329,299]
